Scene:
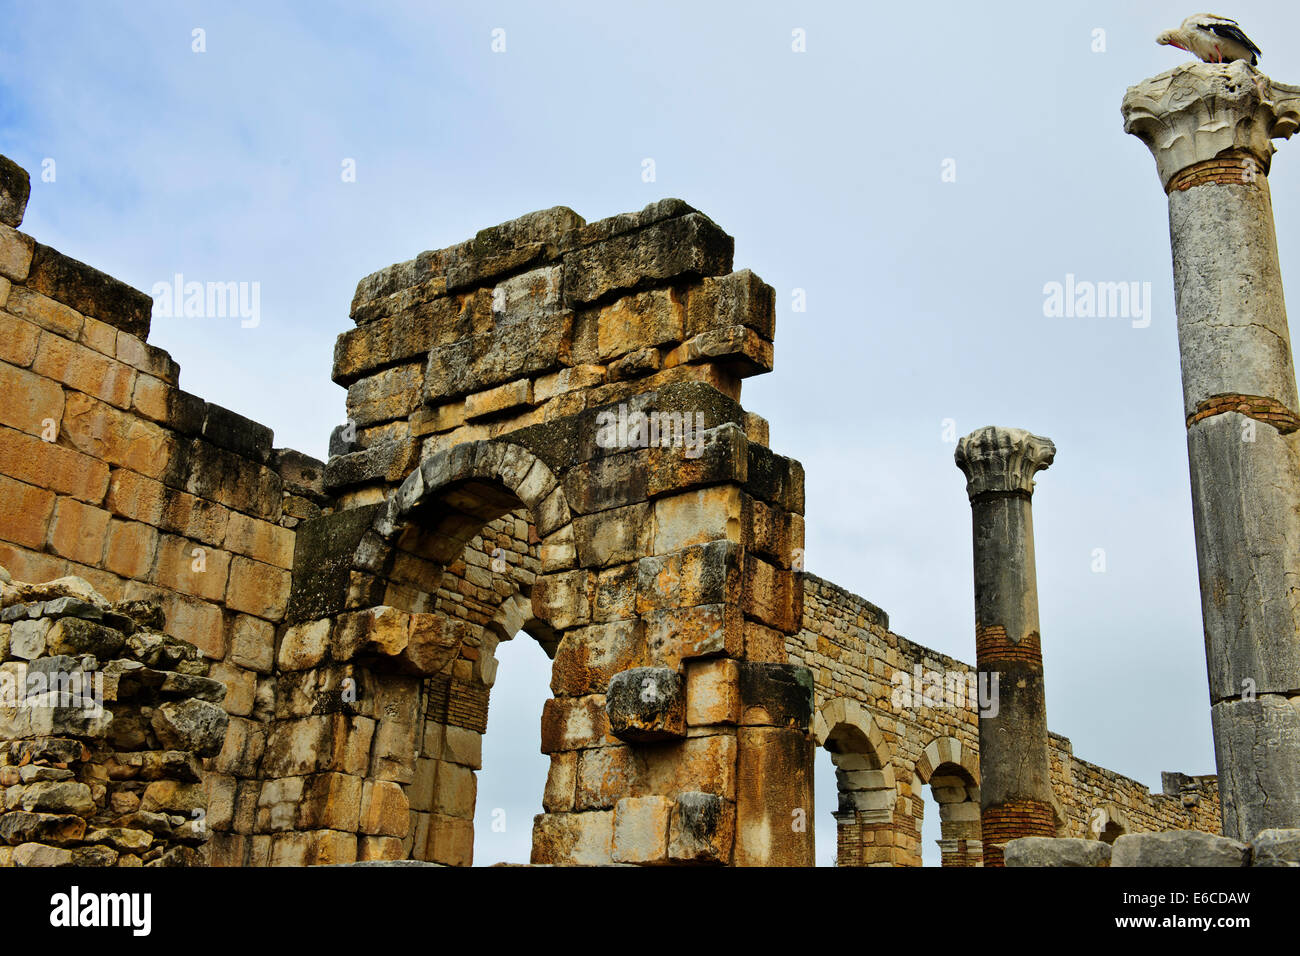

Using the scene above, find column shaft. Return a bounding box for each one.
[1124,62,1300,840]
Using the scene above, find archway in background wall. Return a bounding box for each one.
[1091,801,1130,845]
[811,698,898,866]
[915,736,982,867]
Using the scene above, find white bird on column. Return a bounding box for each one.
[1157,14,1261,65]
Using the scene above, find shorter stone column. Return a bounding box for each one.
[955,426,1057,866]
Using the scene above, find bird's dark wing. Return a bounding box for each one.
[1201,21,1262,57]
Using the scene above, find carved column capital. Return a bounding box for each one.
[1122,61,1300,188]
[954,426,1055,500]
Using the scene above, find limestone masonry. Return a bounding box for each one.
[4,60,1292,864]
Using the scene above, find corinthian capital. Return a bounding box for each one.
[955,427,1056,500]
[1122,61,1300,188]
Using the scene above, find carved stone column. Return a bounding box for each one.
[1123,62,1300,840]
[954,426,1057,866]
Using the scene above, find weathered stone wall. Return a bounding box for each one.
[0,157,330,862]
[0,570,227,866]
[796,574,1220,865]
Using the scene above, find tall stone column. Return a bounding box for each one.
[955,426,1057,867]
[1123,62,1300,841]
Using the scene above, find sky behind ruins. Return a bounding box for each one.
[4,0,1298,865]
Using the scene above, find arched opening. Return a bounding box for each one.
[1090,803,1129,845]
[379,498,555,865]
[347,441,576,865]
[811,698,899,866]
[472,617,554,865]
[915,736,982,867]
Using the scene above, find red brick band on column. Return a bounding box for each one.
[975,624,1043,666]
[976,623,1050,866]
[1186,393,1300,434]
[981,800,1056,868]
[1165,150,1263,193]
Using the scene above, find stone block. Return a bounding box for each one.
[562,449,650,517]
[664,325,773,378]
[0,475,56,550]
[346,362,425,427]
[611,795,670,864]
[324,437,421,491]
[571,502,652,568]
[1004,837,1113,867]
[0,155,30,228]
[636,539,738,614]
[669,790,735,863]
[733,725,814,866]
[33,332,137,412]
[200,402,273,465]
[425,812,473,866]
[1251,828,1300,867]
[606,667,685,742]
[0,224,33,282]
[102,519,159,580]
[360,779,411,837]
[741,554,800,633]
[151,699,229,757]
[0,423,109,504]
[431,762,476,818]
[225,556,291,621]
[465,379,533,421]
[277,618,331,671]
[540,695,611,751]
[25,242,152,339]
[686,658,740,726]
[0,358,64,440]
[643,602,743,667]
[442,725,483,769]
[1111,830,1251,867]
[543,751,578,813]
[228,614,276,673]
[652,485,742,554]
[550,619,641,696]
[532,569,592,631]
[530,810,614,866]
[0,311,41,367]
[685,269,775,340]
[225,512,295,569]
[151,534,230,602]
[332,305,436,386]
[594,288,684,360]
[563,212,733,306]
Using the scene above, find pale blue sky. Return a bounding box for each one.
[5,1,1298,866]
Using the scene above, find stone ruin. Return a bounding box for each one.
[0,570,226,866]
[0,59,1297,868]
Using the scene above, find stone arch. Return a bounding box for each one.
[336,439,576,865]
[916,735,982,866]
[812,698,898,866]
[1089,801,1130,844]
